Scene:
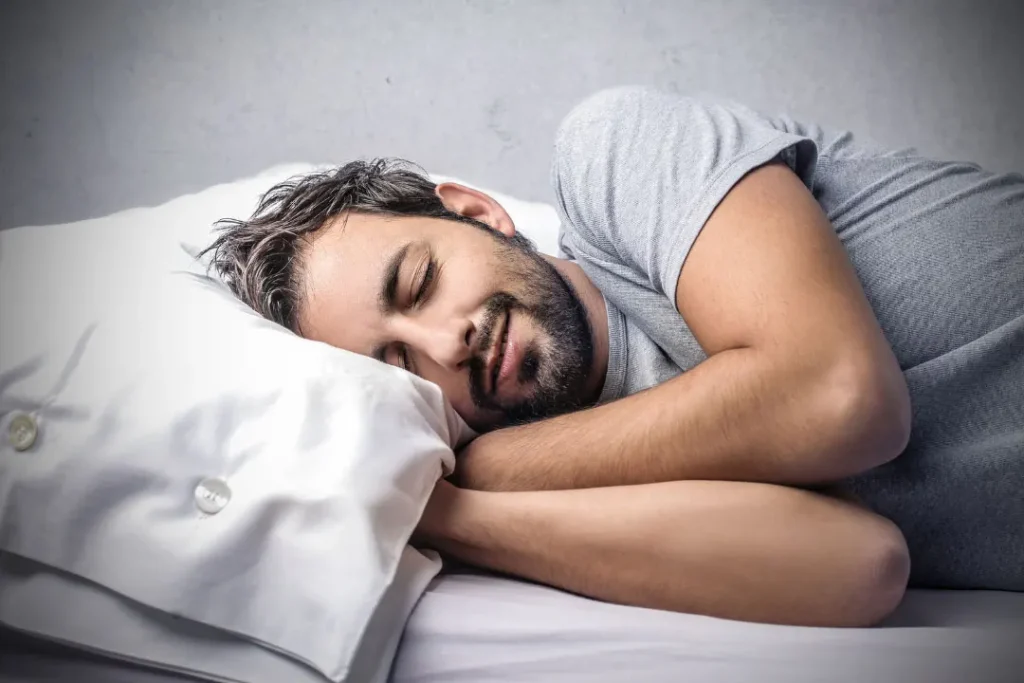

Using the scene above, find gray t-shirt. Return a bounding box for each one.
[551,86,1023,591]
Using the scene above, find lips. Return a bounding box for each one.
[488,310,510,396]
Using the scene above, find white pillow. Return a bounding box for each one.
[0,164,562,683]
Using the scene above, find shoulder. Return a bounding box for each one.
[550,87,822,297]
[549,87,712,226]
[550,87,729,272]
[555,85,657,134]
[553,86,705,165]
[549,87,756,232]
[550,86,785,202]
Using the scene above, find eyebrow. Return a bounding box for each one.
[379,242,412,315]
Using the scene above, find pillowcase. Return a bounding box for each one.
[0,163,562,683]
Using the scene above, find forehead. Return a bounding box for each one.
[298,213,410,345]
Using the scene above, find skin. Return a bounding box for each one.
[298,163,913,627]
[299,183,610,433]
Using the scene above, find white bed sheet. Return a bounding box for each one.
[390,569,1024,683]
[3,570,1022,683]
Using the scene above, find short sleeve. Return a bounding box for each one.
[550,86,818,309]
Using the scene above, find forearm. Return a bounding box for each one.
[461,346,907,491]
[421,480,909,628]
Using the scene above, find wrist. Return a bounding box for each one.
[418,483,497,552]
[458,427,539,491]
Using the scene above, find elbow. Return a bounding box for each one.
[845,520,911,627]
[825,356,912,471]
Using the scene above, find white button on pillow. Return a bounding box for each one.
[194,477,233,515]
[7,413,38,452]
[0,164,562,683]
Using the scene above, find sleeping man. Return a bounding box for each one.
[203,87,1023,628]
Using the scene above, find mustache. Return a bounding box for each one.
[468,292,519,410]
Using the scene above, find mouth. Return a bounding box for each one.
[488,310,511,397]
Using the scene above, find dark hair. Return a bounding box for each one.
[200,158,485,333]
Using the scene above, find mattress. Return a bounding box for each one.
[390,568,1024,683]
[3,567,1023,683]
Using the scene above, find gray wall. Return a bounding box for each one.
[2,0,1023,230]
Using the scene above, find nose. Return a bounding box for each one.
[404,316,475,371]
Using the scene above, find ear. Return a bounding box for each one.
[435,182,516,238]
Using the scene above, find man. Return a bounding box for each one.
[203,87,1023,628]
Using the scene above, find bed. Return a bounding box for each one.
[4,568,1024,683]
[391,569,1024,683]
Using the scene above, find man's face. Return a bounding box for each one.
[298,204,595,433]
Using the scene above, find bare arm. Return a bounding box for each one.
[458,163,911,492]
[415,478,910,627]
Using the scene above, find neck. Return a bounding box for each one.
[546,256,609,406]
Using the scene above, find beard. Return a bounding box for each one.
[464,232,595,430]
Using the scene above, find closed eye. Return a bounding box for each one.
[414,256,437,307]
[374,343,415,374]
[396,345,413,372]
